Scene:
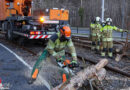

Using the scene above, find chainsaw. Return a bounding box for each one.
[57,59,79,83]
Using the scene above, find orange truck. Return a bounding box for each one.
[0,0,32,20]
[0,0,69,43]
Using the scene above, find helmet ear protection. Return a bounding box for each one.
[59,26,71,41]
[60,26,65,35]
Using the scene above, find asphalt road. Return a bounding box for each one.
[71,27,128,38]
[0,44,49,90]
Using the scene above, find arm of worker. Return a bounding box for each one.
[98,25,103,37]
[100,27,103,32]
[90,23,95,30]
[123,29,128,32]
[46,39,59,59]
[67,39,78,62]
[113,26,128,32]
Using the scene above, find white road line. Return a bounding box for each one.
[0,43,51,90]
[0,43,32,70]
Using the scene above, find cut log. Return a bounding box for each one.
[53,59,108,90]
[66,52,130,77]
[115,54,123,62]
[113,44,124,53]
[73,40,125,53]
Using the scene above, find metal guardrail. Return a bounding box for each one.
[72,34,130,41]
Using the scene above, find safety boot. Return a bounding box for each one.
[108,52,114,59]
[28,69,39,84]
[91,42,96,50]
[101,52,106,58]
[95,48,100,54]
[28,78,36,84]
[91,46,95,51]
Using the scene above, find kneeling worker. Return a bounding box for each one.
[28,25,78,84]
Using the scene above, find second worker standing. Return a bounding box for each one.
[90,17,128,59]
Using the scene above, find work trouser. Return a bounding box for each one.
[101,41,113,57]
[31,49,69,82]
[91,35,100,51]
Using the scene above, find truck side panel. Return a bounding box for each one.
[0,0,31,21]
[50,9,69,21]
[0,0,7,21]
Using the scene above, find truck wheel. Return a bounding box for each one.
[7,23,13,41]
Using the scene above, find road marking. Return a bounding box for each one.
[0,43,51,90]
[0,43,32,69]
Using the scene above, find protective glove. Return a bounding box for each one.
[124,30,128,32]
[28,78,36,84]
[56,57,64,62]
[69,60,79,68]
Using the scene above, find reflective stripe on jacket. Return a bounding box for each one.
[90,23,102,37]
[46,32,77,61]
[100,25,123,41]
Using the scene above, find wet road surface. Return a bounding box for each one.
[0,44,49,90]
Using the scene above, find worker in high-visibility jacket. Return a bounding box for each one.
[28,25,78,84]
[101,21,106,27]
[90,17,102,52]
[100,18,128,58]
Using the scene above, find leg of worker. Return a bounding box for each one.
[61,56,70,83]
[101,41,107,57]
[31,49,48,79]
[56,50,71,82]
[97,35,101,51]
[95,37,98,51]
[95,40,100,54]
[95,36,100,52]
[95,35,100,52]
[91,36,96,50]
[59,69,70,83]
[108,41,113,58]
[100,39,103,52]
[97,41,100,51]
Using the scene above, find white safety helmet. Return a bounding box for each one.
[106,18,112,22]
[96,17,101,22]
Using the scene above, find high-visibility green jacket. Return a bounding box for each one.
[46,32,77,61]
[100,25,123,41]
[90,23,102,37]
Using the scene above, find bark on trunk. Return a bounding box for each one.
[53,59,108,90]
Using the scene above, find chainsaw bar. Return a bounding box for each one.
[57,62,75,76]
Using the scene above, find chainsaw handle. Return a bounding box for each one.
[68,63,79,68]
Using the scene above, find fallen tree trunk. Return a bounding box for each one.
[53,59,108,90]
[115,54,124,62]
[66,52,130,77]
[73,40,125,53]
